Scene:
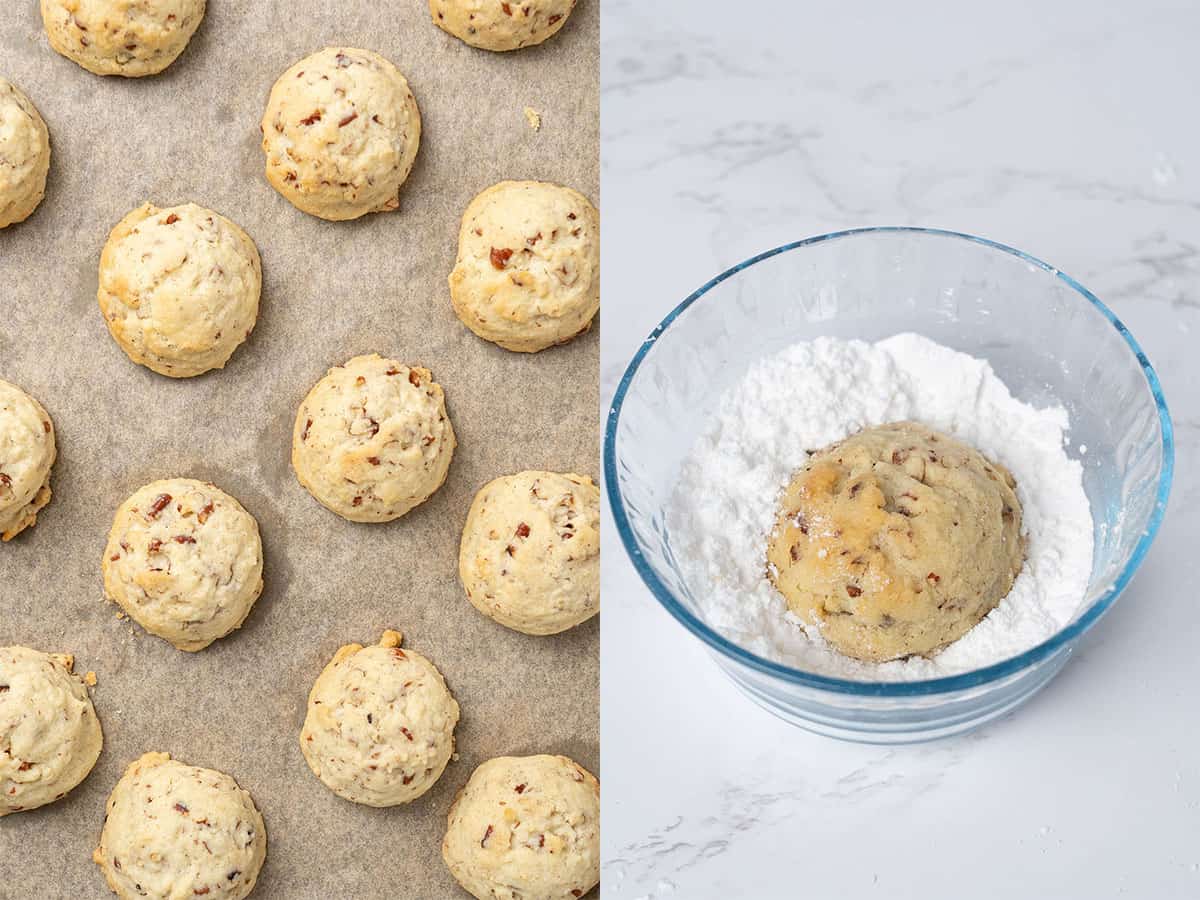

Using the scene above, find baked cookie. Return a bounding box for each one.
[450,181,599,353]
[261,47,421,221]
[101,478,264,651]
[300,630,460,806]
[94,752,266,900]
[0,646,102,817]
[292,354,456,522]
[443,755,599,900]
[429,0,576,52]
[460,471,599,635]
[0,77,51,229]
[41,0,206,77]
[767,421,1025,663]
[97,202,262,378]
[0,379,56,542]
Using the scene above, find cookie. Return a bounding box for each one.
[429,0,576,52]
[0,379,56,542]
[292,354,456,522]
[443,755,600,900]
[300,630,460,807]
[449,180,599,352]
[767,421,1025,663]
[460,471,599,635]
[261,47,421,221]
[0,77,51,229]
[0,646,102,817]
[97,202,262,378]
[101,478,264,651]
[41,0,205,77]
[94,752,266,900]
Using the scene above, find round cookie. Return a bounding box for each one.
[101,478,264,651]
[300,630,460,807]
[429,0,576,52]
[460,471,600,635]
[41,0,206,77]
[97,202,262,378]
[261,47,421,221]
[0,77,51,229]
[1,646,102,817]
[443,755,599,900]
[292,354,456,522]
[0,379,56,542]
[94,752,266,900]
[767,420,1025,663]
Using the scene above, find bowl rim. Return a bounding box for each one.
[604,226,1175,697]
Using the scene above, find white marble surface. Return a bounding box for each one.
[600,2,1200,897]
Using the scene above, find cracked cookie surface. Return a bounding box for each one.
[429,0,576,51]
[41,0,206,77]
[0,379,56,542]
[0,76,51,229]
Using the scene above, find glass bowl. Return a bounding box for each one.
[605,227,1173,743]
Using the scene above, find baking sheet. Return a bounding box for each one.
[0,0,598,896]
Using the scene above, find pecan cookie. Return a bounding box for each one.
[0,77,51,229]
[0,646,102,817]
[460,471,599,635]
[430,0,576,52]
[94,752,266,900]
[449,180,599,352]
[41,0,205,77]
[443,755,600,900]
[292,354,456,522]
[300,630,459,807]
[0,379,56,542]
[98,202,262,378]
[261,47,421,221]
[102,478,264,651]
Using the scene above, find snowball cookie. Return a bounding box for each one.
[101,478,264,651]
[41,0,206,77]
[97,202,262,378]
[300,629,460,806]
[0,647,102,817]
[261,47,421,221]
[94,752,266,900]
[0,379,56,542]
[0,77,51,229]
[443,754,599,900]
[767,421,1025,663]
[429,0,576,52]
[292,354,456,522]
[450,180,599,353]
[460,471,600,635]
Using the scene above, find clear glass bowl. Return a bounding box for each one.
[605,227,1174,743]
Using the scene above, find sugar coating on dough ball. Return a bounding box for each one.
[0,77,51,229]
[450,180,599,353]
[41,0,205,77]
[300,630,460,806]
[94,752,266,900]
[460,471,599,635]
[262,47,421,221]
[767,421,1025,663]
[292,354,456,522]
[98,202,262,378]
[101,478,264,651]
[0,646,102,816]
[0,379,56,542]
[429,0,576,52]
[443,754,599,900]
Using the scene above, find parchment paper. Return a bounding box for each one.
[0,1,598,896]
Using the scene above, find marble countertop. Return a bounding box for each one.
[600,2,1199,897]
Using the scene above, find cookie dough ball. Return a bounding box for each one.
[94,752,266,900]
[292,354,456,522]
[450,181,599,352]
[300,630,460,806]
[261,47,421,221]
[101,478,264,651]
[460,471,599,635]
[0,77,51,229]
[0,647,102,816]
[430,0,576,52]
[767,421,1025,663]
[443,755,599,900]
[97,202,262,378]
[0,379,56,542]
[41,0,205,77]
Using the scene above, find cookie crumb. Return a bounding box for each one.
[85,671,98,687]
[523,107,541,131]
